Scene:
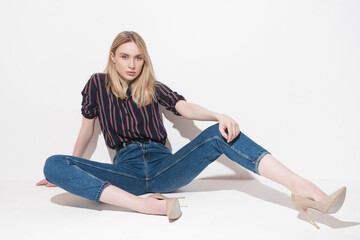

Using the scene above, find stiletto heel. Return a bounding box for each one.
[291,186,346,229]
[297,208,320,229]
[148,193,185,222]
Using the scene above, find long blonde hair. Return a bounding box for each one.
[105,31,156,107]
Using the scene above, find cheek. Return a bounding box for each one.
[115,62,126,72]
[138,62,144,70]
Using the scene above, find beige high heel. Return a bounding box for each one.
[291,186,346,229]
[148,193,185,223]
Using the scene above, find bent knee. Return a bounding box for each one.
[43,155,68,180]
[204,123,223,138]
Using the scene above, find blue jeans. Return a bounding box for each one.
[43,123,271,203]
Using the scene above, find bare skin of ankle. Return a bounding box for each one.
[258,154,328,201]
[141,197,167,215]
[98,185,167,215]
[291,177,328,201]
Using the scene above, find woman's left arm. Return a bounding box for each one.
[175,100,240,143]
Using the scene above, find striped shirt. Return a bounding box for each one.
[81,73,186,149]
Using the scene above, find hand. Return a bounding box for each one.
[36,178,57,187]
[217,114,240,143]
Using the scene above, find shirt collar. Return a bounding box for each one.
[119,80,132,98]
[126,86,132,97]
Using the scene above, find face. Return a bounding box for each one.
[110,42,145,86]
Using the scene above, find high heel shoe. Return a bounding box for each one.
[148,193,185,223]
[291,186,346,229]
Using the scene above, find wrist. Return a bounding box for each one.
[214,112,224,121]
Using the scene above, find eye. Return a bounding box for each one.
[136,56,143,60]
[121,55,127,59]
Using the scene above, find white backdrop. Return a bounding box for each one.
[0,0,359,184]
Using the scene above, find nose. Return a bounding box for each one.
[128,58,135,69]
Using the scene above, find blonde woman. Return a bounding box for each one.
[37,31,346,227]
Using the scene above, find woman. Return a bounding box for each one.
[37,31,346,228]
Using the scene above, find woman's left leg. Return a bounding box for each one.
[257,154,327,201]
[148,123,327,201]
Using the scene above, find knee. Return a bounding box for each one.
[204,123,223,139]
[43,155,67,180]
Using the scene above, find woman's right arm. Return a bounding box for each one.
[36,116,96,187]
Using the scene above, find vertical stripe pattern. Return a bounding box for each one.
[81,73,186,149]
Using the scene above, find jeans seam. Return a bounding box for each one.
[217,136,252,160]
[65,157,107,183]
[222,138,270,174]
[112,150,121,164]
[253,150,270,175]
[65,157,111,203]
[141,147,150,191]
[149,136,218,180]
[217,136,262,173]
[149,135,265,180]
[95,181,111,204]
[68,157,145,181]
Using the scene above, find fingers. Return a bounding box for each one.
[226,122,240,143]
[36,179,47,186]
[219,117,240,143]
[36,178,57,187]
[227,125,233,143]
[219,123,228,140]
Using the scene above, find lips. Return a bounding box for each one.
[126,71,135,76]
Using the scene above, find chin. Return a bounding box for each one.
[120,75,136,82]
[128,76,141,81]
[127,77,138,82]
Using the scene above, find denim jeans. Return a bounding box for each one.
[43,123,271,203]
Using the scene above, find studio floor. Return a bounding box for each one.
[1,177,359,240]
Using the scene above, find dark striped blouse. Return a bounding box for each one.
[81,73,186,149]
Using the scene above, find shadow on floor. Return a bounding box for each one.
[177,177,359,229]
[49,106,359,229]
[50,176,359,229]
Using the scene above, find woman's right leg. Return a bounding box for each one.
[98,185,166,215]
[43,154,166,215]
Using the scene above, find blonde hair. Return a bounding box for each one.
[105,31,156,107]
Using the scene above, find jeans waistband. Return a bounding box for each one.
[115,139,159,152]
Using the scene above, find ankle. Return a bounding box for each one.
[140,197,167,215]
[290,178,327,201]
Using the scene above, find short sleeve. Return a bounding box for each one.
[154,81,186,116]
[81,75,99,119]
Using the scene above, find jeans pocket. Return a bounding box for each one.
[113,144,139,165]
[113,149,124,164]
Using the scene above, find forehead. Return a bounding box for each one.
[116,42,142,55]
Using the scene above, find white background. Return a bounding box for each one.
[1,0,359,182]
[0,1,359,239]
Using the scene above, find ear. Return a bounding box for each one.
[110,52,115,63]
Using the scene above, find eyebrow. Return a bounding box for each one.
[119,53,143,57]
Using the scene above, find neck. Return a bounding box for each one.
[119,79,131,91]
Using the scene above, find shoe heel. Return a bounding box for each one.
[297,207,320,229]
[291,186,347,229]
[148,193,184,223]
[166,198,182,222]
